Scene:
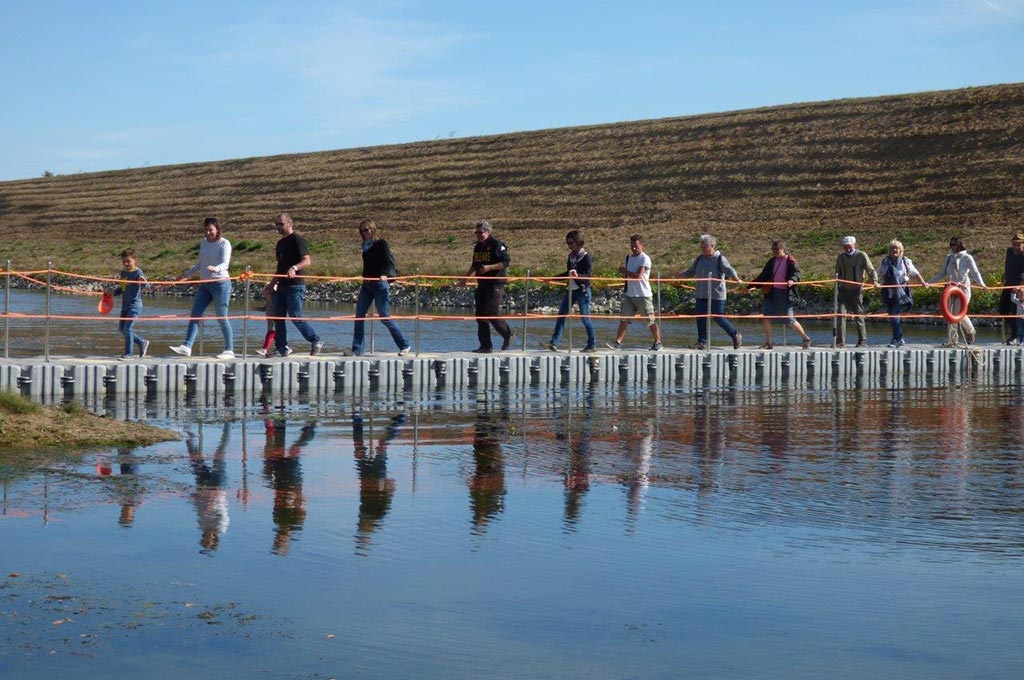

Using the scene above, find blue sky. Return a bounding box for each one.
[2,0,1021,181]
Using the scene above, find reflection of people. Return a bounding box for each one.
[562,404,593,530]
[1000,232,1024,344]
[622,416,654,526]
[834,235,878,348]
[469,413,506,533]
[350,220,411,357]
[170,217,234,359]
[188,423,231,552]
[262,417,314,555]
[928,236,988,346]
[544,230,597,353]
[748,240,812,350]
[606,234,662,351]
[265,213,324,358]
[109,447,144,526]
[353,412,405,551]
[679,234,743,350]
[459,220,514,354]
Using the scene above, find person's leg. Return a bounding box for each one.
[285,285,320,344]
[550,292,571,345]
[352,283,374,354]
[184,285,214,347]
[474,286,492,349]
[576,289,596,348]
[373,283,408,350]
[694,297,710,345]
[853,292,868,343]
[274,289,289,351]
[836,289,852,345]
[119,317,132,355]
[1017,317,1024,342]
[212,280,233,351]
[886,302,903,343]
[711,299,738,340]
[488,286,512,342]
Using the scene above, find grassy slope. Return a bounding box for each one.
[1,83,1022,285]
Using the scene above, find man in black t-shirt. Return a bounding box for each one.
[459,220,514,353]
[262,213,323,357]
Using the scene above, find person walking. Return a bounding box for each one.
[349,219,411,356]
[109,248,150,360]
[929,235,987,346]
[459,220,514,353]
[264,213,324,358]
[834,235,878,348]
[679,234,743,350]
[170,217,235,359]
[606,234,662,351]
[543,229,596,352]
[877,239,929,348]
[1000,232,1024,344]
[748,240,812,349]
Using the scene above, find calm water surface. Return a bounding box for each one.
[3,384,1024,678]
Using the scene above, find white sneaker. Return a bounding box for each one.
[170,344,192,357]
[118,354,134,361]
[255,347,268,356]
[398,347,411,356]
[311,340,324,355]
[215,350,236,360]
[140,339,150,358]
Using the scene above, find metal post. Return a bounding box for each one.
[4,260,10,359]
[370,303,376,354]
[522,270,530,351]
[705,278,712,352]
[242,266,251,359]
[45,262,52,362]
[567,278,574,352]
[414,268,421,356]
[656,269,662,336]
[832,273,839,348]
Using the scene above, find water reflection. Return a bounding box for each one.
[187,423,230,552]
[262,415,314,555]
[353,412,404,553]
[468,408,507,535]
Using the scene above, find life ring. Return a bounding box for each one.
[940,285,968,324]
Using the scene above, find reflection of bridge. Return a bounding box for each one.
[2,344,1020,400]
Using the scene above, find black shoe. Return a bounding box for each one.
[472,347,493,354]
[501,333,515,350]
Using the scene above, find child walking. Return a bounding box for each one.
[109,249,150,360]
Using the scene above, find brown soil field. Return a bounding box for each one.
[1,82,1022,284]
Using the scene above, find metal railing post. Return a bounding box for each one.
[522,270,530,351]
[832,274,839,348]
[414,269,421,356]
[656,269,662,333]
[45,262,52,362]
[242,266,251,359]
[567,278,574,352]
[4,260,10,359]
[370,299,376,354]
[704,278,712,352]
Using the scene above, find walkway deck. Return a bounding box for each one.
[2,343,1018,401]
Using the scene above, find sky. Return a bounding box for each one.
[2,0,1022,181]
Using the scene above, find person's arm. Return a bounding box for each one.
[206,240,231,276]
[287,254,312,279]
[720,255,743,284]
[967,255,987,289]
[862,253,878,287]
[928,255,950,284]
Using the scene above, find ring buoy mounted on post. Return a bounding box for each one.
[940,285,968,324]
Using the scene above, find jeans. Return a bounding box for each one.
[184,280,233,350]
[884,301,904,342]
[475,285,512,349]
[550,288,596,348]
[694,298,737,344]
[119,303,145,355]
[352,280,408,354]
[274,284,319,350]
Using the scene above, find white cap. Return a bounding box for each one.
[840,236,856,245]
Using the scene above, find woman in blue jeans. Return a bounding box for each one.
[679,234,744,350]
[170,217,235,359]
[350,220,410,356]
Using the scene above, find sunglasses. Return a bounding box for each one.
[475,230,487,235]
[274,222,286,227]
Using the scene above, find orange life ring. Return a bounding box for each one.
[940,285,968,324]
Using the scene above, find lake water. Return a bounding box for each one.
[2,383,1024,678]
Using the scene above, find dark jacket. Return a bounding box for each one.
[749,255,801,304]
[557,250,592,292]
[361,239,398,280]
